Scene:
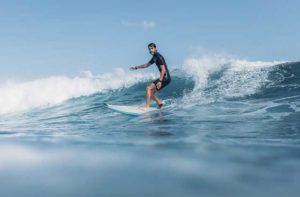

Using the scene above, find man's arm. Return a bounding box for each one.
[129,63,150,70]
[156,65,166,89]
[159,65,166,81]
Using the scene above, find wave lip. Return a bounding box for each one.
[181,53,286,105]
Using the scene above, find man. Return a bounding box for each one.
[130,43,171,110]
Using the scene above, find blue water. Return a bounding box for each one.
[0,59,299,196]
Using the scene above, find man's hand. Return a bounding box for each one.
[156,81,162,89]
[129,66,137,70]
[130,63,150,70]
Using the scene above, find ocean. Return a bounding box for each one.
[0,55,299,197]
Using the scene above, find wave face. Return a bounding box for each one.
[0,56,299,124]
[0,55,299,133]
[0,55,300,196]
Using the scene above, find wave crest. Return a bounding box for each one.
[181,53,284,105]
[0,68,156,114]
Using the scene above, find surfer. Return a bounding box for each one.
[130,43,171,110]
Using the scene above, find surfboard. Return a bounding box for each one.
[106,104,158,116]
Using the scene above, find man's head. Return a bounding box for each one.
[148,43,157,55]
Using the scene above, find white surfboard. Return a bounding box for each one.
[106,104,158,116]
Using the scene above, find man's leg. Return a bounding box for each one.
[151,88,162,108]
[145,83,156,109]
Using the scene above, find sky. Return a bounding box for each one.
[0,0,299,78]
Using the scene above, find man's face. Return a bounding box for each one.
[148,46,157,55]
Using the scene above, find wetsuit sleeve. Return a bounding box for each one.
[148,57,155,65]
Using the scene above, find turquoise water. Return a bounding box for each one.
[0,59,299,196]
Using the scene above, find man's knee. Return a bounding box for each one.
[146,86,152,93]
[147,84,154,90]
[147,85,155,95]
[146,86,151,92]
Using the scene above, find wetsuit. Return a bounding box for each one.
[148,52,171,91]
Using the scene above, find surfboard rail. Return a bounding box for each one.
[106,103,158,116]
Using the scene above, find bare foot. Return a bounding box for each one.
[139,106,149,111]
[158,103,163,109]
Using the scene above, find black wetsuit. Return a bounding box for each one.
[148,52,171,91]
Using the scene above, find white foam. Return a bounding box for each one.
[182,53,284,105]
[0,68,156,115]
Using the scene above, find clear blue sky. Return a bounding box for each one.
[0,0,299,78]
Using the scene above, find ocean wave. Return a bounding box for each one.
[0,54,299,115]
[181,53,286,106]
[0,69,156,114]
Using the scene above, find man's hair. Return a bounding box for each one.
[148,43,156,48]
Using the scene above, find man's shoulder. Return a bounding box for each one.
[155,52,165,61]
[156,52,163,57]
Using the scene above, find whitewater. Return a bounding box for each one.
[0,54,299,197]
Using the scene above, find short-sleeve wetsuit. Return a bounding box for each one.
[148,52,171,91]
